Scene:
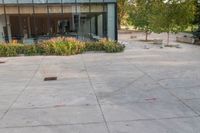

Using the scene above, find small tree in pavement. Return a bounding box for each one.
[150,0,195,46]
[129,0,153,41]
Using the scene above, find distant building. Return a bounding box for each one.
[0,0,117,43]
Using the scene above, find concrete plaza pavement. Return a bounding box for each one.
[0,34,200,132]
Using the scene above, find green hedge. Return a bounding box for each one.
[0,37,125,57]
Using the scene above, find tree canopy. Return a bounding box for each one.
[117,0,133,29]
[128,0,154,40]
[150,0,195,45]
[118,0,196,44]
[150,0,195,33]
[193,0,200,28]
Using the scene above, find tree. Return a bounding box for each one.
[150,0,195,45]
[117,0,131,29]
[192,0,200,39]
[128,0,153,41]
[193,0,200,28]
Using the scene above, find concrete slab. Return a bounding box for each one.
[0,110,6,119]
[0,32,200,132]
[158,78,200,89]
[91,74,144,93]
[98,85,177,104]
[12,87,97,109]
[101,101,197,122]
[169,86,200,100]
[0,82,27,90]
[0,88,23,96]
[0,95,18,110]
[108,117,200,133]
[0,62,39,70]
[183,99,200,115]
[0,123,108,133]
[27,80,90,90]
[94,75,177,104]
[0,106,104,128]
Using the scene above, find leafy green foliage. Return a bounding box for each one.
[100,39,125,53]
[118,0,132,28]
[0,44,23,57]
[128,0,195,43]
[150,0,195,45]
[193,0,200,27]
[150,0,195,34]
[23,45,38,56]
[193,1,200,38]
[85,39,125,53]
[0,37,125,57]
[128,0,153,40]
[39,37,86,55]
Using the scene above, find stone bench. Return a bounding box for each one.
[130,35,137,39]
[153,39,163,45]
[176,36,195,44]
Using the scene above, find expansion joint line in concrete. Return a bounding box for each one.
[132,64,200,117]
[99,74,145,99]
[1,115,199,130]
[0,121,104,129]
[81,55,111,133]
[0,57,45,121]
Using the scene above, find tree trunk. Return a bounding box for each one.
[167,32,170,46]
[118,18,121,30]
[145,31,148,41]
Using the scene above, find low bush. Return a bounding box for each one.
[100,39,125,53]
[0,37,125,57]
[23,45,38,56]
[39,37,86,55]
[0,44,23,57]
[85,41,105,51]
[85,39,125,53]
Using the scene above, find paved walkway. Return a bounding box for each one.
[0,36,200,132]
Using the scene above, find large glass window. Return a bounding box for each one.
[34,0,48,4]
[76,0,89,3]
[18,0,32,3]
[104,0,117,2]
[90,0,103,3]
[62,0,75,3]
[0,1,112,42]
[48,0,61,3]
[4,0,16,4]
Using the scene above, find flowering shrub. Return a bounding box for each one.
[0,44,23,57]
[85,39,125,53]
[0,37,125,57]
[38,37,86,55]
[99,39,125,53]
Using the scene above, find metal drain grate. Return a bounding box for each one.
[0,61,5,64]
[44,77,57,81]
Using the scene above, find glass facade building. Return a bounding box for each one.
[0,0,117,43]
